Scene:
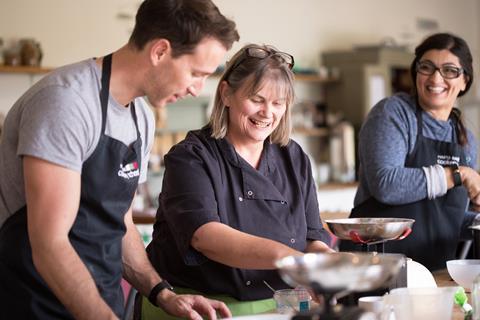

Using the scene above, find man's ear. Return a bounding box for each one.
[149,39,171,66]
[219,81,232,107]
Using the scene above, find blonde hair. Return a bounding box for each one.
[209,44,295,146]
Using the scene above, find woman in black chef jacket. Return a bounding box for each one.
[143,44,333,319]
[340,33,480,271]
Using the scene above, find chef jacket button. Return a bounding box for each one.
[281,201,285,204]
[290,238,296,244]
[246,280,251,286]
[238,196,243,202]
[247,190,253,196]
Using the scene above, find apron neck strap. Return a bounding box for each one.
[100,54,113,133]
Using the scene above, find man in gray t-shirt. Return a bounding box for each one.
[0,59,155,228]
[0,1,239,319]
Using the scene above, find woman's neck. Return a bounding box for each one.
[227,136,264,169]
[418,100,452,121]
[424,108,451,121]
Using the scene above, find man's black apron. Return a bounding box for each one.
[340,108,468,271]
[0,54,141,318]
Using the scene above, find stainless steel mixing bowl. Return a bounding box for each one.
[275,252,404,293]
[325,218,415,244]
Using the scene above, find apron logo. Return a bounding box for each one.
[118,161,140,179]
[436,154,460,166]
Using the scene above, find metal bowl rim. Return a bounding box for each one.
[325,218,415,225]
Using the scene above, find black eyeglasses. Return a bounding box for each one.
[416,61,464,79]
[225,47,294,79]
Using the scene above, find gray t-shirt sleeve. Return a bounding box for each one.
[357,96,428,205]
[17,85,95,172]
[136,98,155,184]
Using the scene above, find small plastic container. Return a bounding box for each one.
[273,288,311,314]
[383,287,458,320]
[473,273,480,320]
[358,296,383,316]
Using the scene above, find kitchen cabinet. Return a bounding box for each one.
[320,47,414,174]
[322,46,414,130]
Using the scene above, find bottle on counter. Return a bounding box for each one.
[329,120,355,183]
[0,38,4,65]
[472,273,480,320]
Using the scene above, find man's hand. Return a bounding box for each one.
[460,167,480,206]
[158,291,231,320]
[470,201,480,213]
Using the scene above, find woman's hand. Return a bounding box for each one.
[158,290,231,320]
[460,166,480,207]
[305,240,335,253]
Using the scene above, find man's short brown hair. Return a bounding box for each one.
[129,0,239,56]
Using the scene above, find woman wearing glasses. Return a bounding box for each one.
[340,33,480,271]
[140,44,332,319]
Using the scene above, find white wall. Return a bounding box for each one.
[215,0,478,67]
[0,0,477,65]
[1,0,479,100]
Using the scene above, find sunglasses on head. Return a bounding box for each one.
[224,47,294,80]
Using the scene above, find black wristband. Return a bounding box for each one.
[148,280,173,307]
[451,163,462,187]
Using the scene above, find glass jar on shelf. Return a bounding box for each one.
[3,45,21,66]
[19,38,42,66]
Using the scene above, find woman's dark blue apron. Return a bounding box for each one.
[0,54,141,318]
[340,108,468,271]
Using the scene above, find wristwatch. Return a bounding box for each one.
[148,280,174,307]
[451,163,462,187]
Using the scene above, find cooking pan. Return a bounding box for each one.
[325,218,415,245]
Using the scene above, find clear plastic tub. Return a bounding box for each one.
[382,287,458,320]
[273,288,311,314]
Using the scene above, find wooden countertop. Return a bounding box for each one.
[132,208,156,224]
[433,269,467,320]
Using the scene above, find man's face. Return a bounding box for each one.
[146,37,227,108]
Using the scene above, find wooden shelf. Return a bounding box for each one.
[294,74,339,83]
[0,65,53,74]
[293,127,329,137]
[0,66,338,82]
[212,71,338,83]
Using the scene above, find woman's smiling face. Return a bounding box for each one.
[223,76,288,147]
[416,49,467,115]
